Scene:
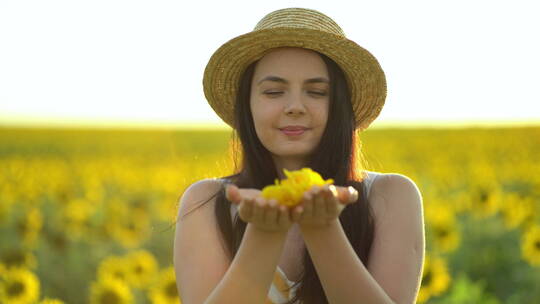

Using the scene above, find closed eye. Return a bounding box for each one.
[264,91,283,96]
[263,91,327,96]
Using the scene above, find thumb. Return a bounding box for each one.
[346,186,359,203]
[338,186,358,204]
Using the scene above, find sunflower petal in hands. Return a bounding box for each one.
[225,184,301,233]
[293,184,359,230]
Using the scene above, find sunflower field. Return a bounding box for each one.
[1,126,539,303]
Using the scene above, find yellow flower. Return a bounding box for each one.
[0,267,40,304]
[521,224,540,267]
[469,182,502,220]
[416,253,451,303]
[104,198,151,249]
[89,275,133,304]
[124,250,159,289]
[97,255,130,283]
[261,168,334,207]
[16,207,43,248]
[425,203,461,253]
[62,197,96,242]
[0,249,38,270]
[500,192,535,230]
[147,267,180,304]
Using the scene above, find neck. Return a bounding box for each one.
[272,155,308,179]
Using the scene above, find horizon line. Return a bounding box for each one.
[2,117,540,130]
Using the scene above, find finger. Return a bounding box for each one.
[265,199,279,224]
[252,197,265,223]
[291,204,303,222]
[314,187,326,218]
[337,187,351,204]
[327,183,336,199]
[302,192,313,219]
[239,198,253,221]
[348,187,359,204]
[277,203,291,226]
[327,186,338,216]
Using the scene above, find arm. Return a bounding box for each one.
[299,174,425,304]
[301,219,395,304]
[205,223,287,304]
[174,179,288,304]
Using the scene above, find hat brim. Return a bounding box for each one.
[203,27,387,131]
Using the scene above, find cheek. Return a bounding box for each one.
[251,103,275,137]
[314,103,330,126]
[252,101,279,125]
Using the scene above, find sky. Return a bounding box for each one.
[0,0,539,129]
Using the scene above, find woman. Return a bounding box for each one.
[174,7,425,304]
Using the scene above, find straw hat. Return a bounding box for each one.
[203,7,387,131]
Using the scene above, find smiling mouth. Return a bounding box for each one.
[280,128,307,136]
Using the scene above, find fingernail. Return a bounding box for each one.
[329,184,336,193]
[349,187,358,199]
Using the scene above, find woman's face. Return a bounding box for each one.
[250,47,330,166]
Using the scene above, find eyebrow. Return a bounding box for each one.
[257,75,329,85]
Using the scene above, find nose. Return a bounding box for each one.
[284,92,306,116]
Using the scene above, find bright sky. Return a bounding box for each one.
[1,0,539,129]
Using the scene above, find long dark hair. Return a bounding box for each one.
[180,49,375,304]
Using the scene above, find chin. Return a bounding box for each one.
[275,147,313,158]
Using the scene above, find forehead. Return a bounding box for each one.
[253,47,328,79]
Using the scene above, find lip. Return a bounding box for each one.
[279,125,309,131]
[280,128,307,136]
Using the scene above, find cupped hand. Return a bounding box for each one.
[225,184,302,233]
[294,184,359,230]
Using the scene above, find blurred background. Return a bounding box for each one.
[1,0,539,303]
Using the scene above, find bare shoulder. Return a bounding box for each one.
[366,172,425,303]
[369,173,423,221]
[174,178,230,303]
[177,178,225,221]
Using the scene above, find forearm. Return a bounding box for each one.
[301,219,394,304]
[205,223,287,304]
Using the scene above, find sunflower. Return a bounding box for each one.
[104,199,151,249]
[521,224,540,267]
[425,204,461,253]
[469,182,502,220]
[62,197,95,241]
[16,207,43,248]
[124,250,158,289]
[499,192,535,230]
[0,249,37,270]
[97,255,130,282]
[416,253,451,303]
[261,168,334,207]
[147,267,180,304]
[89,275,133,304]
[0,267,40,304]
